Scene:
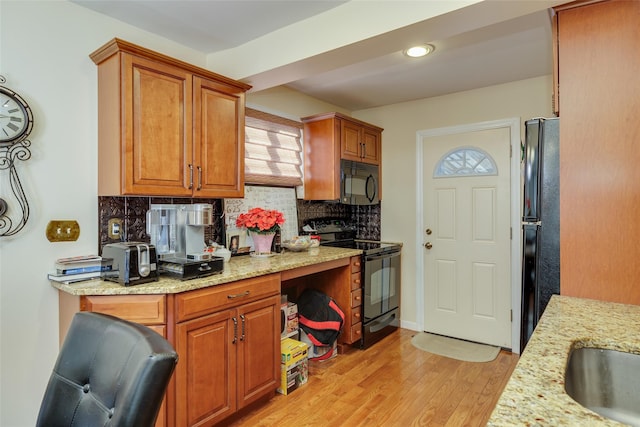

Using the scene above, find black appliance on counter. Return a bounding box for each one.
[306,218,402,348]
[521,117,560,352]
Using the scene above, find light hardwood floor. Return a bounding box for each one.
[226,328,519,426]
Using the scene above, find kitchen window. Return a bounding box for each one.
[244,108,303,187]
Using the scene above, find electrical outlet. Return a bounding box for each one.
[46,220,80,242]
[108,218,123,239]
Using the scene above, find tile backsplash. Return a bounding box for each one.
[296,200,381,240]
[98,196,224,254]
[98,195,381,254]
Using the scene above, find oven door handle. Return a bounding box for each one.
[365,250,401,262]
[369,311,397,333]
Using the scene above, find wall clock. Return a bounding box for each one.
[0,75,33,237]
[0,82,33,144]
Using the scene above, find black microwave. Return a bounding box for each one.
[340,159,379,205]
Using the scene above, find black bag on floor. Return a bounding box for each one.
[297,289,345,347]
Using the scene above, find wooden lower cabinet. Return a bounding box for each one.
[175,295,280,426]
[63,294,170,427]
[174,273,280,426]
[281,256,363,346]
[58,262,357,426]
[62,274,280,427]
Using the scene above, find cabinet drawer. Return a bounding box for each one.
[351,307,362,325]
[350,272,362,291]
[176,273,280,322]
[81,294,166,324]
[347,322,362,343]
[350,256,362,273]
[146,324,166,338]
[351,289,362,308]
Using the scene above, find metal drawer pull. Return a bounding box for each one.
[240,315,245,341]
[232,317,238,344]
[188,164,194,189]
[227,290,250,299]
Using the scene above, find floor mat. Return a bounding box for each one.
[411,332,500,363]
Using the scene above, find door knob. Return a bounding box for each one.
[424,242,433,249]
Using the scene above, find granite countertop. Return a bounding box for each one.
[51,246,362,296]
[488,295,640,426]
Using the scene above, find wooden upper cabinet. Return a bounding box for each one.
[340,119,381,164]
[125,55,193,196]
[338,116,381,165]
[340,120,362,160]
[193,76,246,198]
[361,126,381,164]
[302,112,383,200]
[91,38,250,198]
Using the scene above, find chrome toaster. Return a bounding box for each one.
[101,242,159,286]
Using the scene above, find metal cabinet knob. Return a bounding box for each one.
[424,242,433,249]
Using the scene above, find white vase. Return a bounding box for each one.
[250,231,275,255]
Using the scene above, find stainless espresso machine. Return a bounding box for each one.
[146,203,223,279]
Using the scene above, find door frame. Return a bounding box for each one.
[415,118,522,353]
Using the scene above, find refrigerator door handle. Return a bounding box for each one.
[523,119,542,222]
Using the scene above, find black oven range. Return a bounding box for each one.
[306,219,402,348]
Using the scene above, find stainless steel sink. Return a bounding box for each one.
[565,347,640,426]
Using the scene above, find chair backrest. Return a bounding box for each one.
[37,311,178,427]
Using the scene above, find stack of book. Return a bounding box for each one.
[48,255,113,284]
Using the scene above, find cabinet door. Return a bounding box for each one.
[236,296,279,409]
[341,119,381,165]
[340,119,363,161]
[194,76,245,198]
[558,0,640,303]
[123,54,193,196]
[176,309,237,427]
[302,118,341,201]
[361,127,381,165]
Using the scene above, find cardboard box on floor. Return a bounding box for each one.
[278,338,308,395]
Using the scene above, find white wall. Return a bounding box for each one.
[0,2,207,425]
[247,85,350,120]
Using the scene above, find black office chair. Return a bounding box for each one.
[36,311,178,427]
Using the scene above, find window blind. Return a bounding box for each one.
[244,108,303,187]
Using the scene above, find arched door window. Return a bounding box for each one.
[433,146,498,178]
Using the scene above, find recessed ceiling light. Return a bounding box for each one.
[404,44,435,58]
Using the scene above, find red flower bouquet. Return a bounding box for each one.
[235,207,285,234]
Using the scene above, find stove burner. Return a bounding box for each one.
[305,217,400,255]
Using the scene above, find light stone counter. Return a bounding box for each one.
[51,246,362,296]
[488,295,640,426]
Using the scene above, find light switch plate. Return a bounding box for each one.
[46,220,80,242]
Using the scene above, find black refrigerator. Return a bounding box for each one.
[521,117,560,353]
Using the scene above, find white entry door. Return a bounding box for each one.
[421,123,513,348]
